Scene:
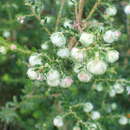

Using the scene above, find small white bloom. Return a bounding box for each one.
[91,111,101,120]
[0,46,7,54]
[57,48,70,58]
[60,76,73,88]
[27,68,38,80]
[73,126,81,130]
[47,69,60,81]
[79,32,95,46]
[50,32,66,47]
[83,102,94,113]
[41,43,49,50]
[106,50,119,63]
[95,84,103,92]
[29,53,42,66]
[111,103,117,110]
[109,89,116,97]
[103,30,121,43]
[27,68,44,80]
[3,31,11,38]
[118,116,128,125]
[113,83,124,94]
[53,116,64,127]
[47,69,60,87]
[47,79,60,87]
[77,71,92,82]
[124,5,130,15]
[103,30,115,43]
[87,59,107,75]
[105,6,117,16]
[71,48,85,62]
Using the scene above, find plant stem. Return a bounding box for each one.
[86,0,101,20]
[55,0,65,31]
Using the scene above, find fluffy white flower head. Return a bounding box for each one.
[3,31,11,38]
[91,111,101,120]
[27,68,38,80]
[53,116,64,127]
[109,89,116,97]
[113,83,124,94]
[79,32,95,46]
[83,102,94,113]
[41,43,49,50]
[60,76,73,88]
[27,68,44,80]
[57,48,70,58]
[71,48,85,62]
[29,53,42,66]
[103,30,115,43]
[105,6,117,16]
[77,71,92,82]
[87,59,107,75]
[47,69,60,87]
[50,32,66,47]
[118,116,128,125]
[106,50,119,63]
[0,46,7,54]
[124,5,130,15]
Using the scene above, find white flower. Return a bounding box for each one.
[113,83,124,94]
[118,116,128,125]
[47,69,60,81]
[91,111,101,120]
[73,126,81,130]
[111,103,117,110]
[41,43,49,50]
[0,46,7,54]
[29,53,42,66]
[83,102,94,113]
[57,48,70,58]
[71,48,85,62]
[103,30,121,43]
[77,71,92,82]
[87,59,107,75]
[47,69,60,87]
[95,84,103,92]
[27,68,38,80]
[63,19,73,29]
[50,32,66,47]
[109,89,116,97]
[103,30,115,43]
[47,79,60,87]
[79,32,95,46]
[3,31,11,38]
[60,76,73,88]
[53,116,64,127]
[27,68,44,80]
[106,50,119,63]
[124,5,130,15]
[105,6,117,16]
